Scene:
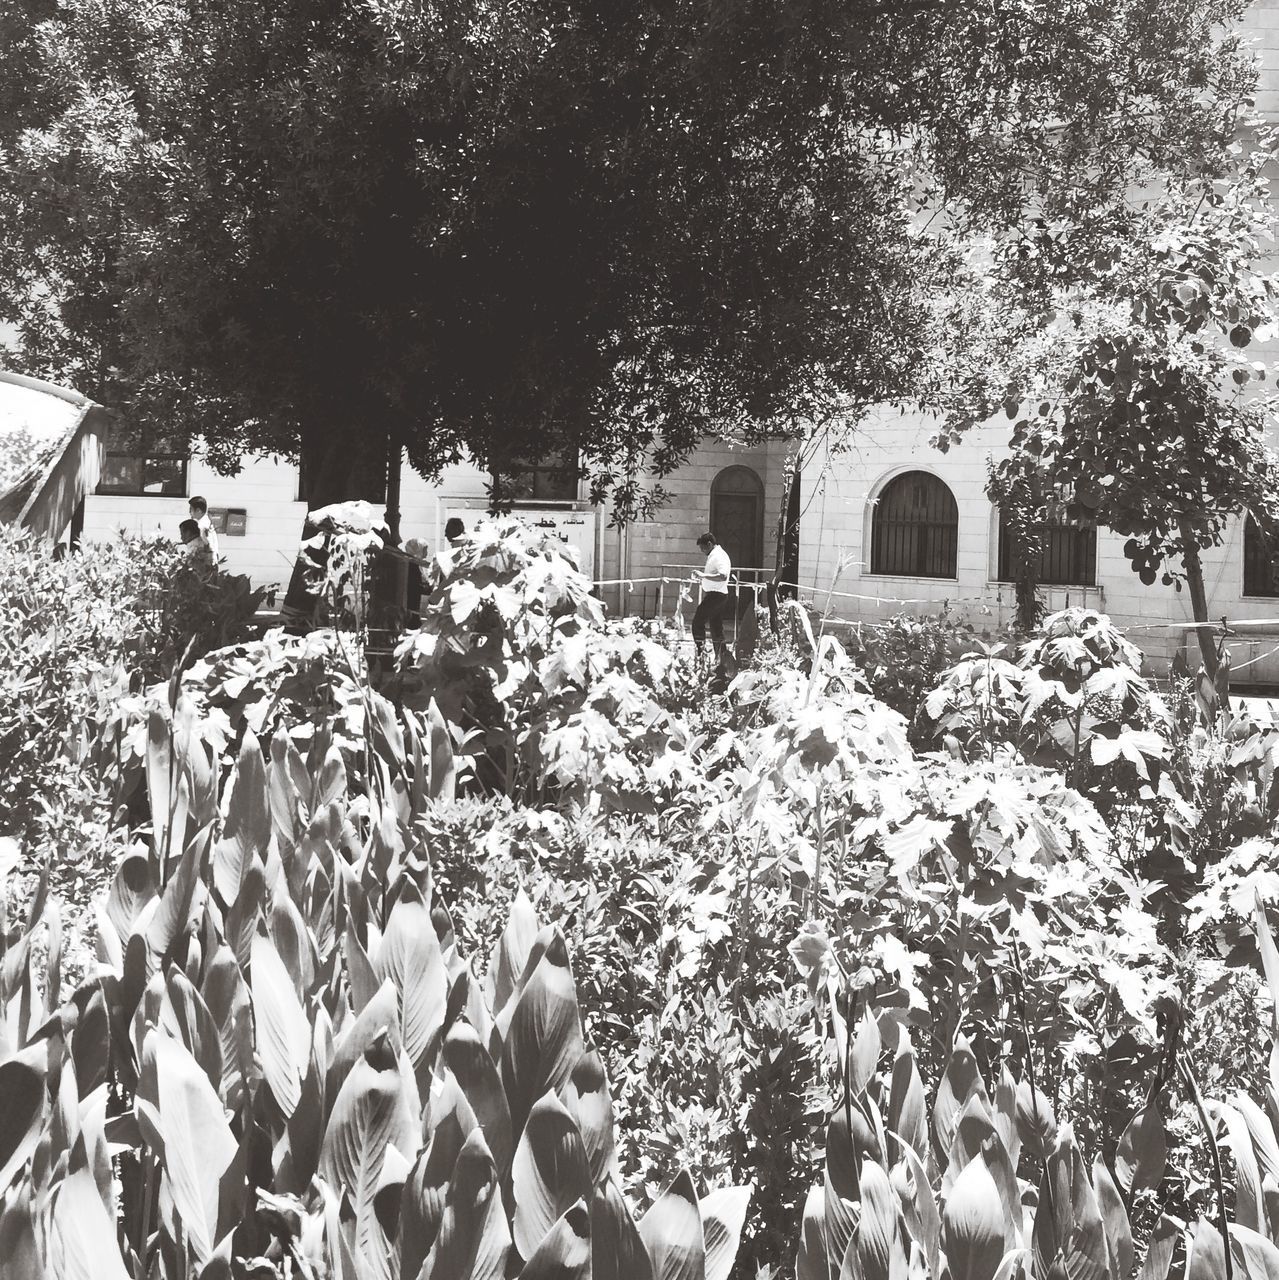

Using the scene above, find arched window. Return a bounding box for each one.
[996,505,1096,587]
[871,471,958,579]
[710,465,765,572]
[1244,515,1279,597]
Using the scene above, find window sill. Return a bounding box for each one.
[860,573,959,584]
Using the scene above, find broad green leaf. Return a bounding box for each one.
[700,1184,752,1280]
[888,1038,927,1162]
[639,1169,704,1280]
[146,834,205,964]
[328,981,401,1108]
[151,1030,238,1262]
[943,1154,1005,1280]
[1229,1224,1279,1280]
[400,1069,479,1276]
[934,1035,986,1164]
[442,1020,513,1178]
[212,729,268,905]
[373,881,447,1070]
[250,931,310,1118]
[321,1034,420,1280]
[796,1184,828,1280]
[1115,1104,1166,1196]
[512,1091,592,1261]
[520,1201,592,1280]
[499,928,584,1139]
[421,1128,511,1280]
[854,1162,900,1280]
[0,1186,42,1280]
[488,889,540,1020]
[0,1055,45,1190]
[1092,1159,1133,1280]
[1187,1219,1227,1280]
[1137,1216,1180,1280]
[850,1006,882,1099]
[201,945,254,1110]
[564,1046,615,1186]
[160,967,223,1094]
[50,1165,131,1280]
[1218,1100,1267,1235]
[593,1175,654,1280]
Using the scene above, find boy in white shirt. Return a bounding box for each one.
[692,531,732,667]
[189,495,219,564]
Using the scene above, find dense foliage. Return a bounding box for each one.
[0,525,261,869]
[4,522,1279,1279]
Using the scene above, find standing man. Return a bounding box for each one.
[189,495,220,564]
[692,531,732,667]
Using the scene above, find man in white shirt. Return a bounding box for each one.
[692,531,732,667]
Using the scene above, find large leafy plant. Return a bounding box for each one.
[792,903,1279,1280]
[0,688,750,1278]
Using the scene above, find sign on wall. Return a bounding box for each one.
[437,501,597,581]
[209,507,247,536]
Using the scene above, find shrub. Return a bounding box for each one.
[0,526,260,857]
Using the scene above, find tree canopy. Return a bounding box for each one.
[0,0,1259,508]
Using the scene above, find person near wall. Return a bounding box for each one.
[692,531,731,667]
[189,495,220,565]
[444,517,465,546]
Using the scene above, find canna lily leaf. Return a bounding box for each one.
[512,1090,592,1261]
[488,889,540,1021]
[328,980,401,1109]
[1138,1216,1180,1280]
[400,1069,479,1276]
[50,1165,132,1280]
[320,1033,420,1280]
[1188,1219,1227,1280]
[1092,1159,1134,1280]
[564,1045,616,1186]
[201,945,255,1111]
[212,729,268,905]
[796,1183,828,1280]
[0,1055,45,1192]
[700,1184,753,1280]
[373,880,448,1071]
[499,928,584,1139]
[421,1128,511,1280]
[442,1020,514,1178]
[250,931,311,1118]
[160,966,223,1095]
[639,1168,704,1280]
[1115,1103,1166,1197]
[593,1175,654,1280]
[942,1151,1005,1280]
[888,1035,927,1163]
[934,1034,986,1164]
[856,1161,902,1280]
[151,1030,238,1262]
[0,1185,41,1280]
[103,853,154,950]
[426,697,456,803]
[520,1201,592,1280]
[1229,1224,1279,1280]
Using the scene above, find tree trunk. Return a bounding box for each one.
[1179,519,1219,680]
[283,429,391,618]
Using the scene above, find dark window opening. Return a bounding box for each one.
[1244,515,1279,597]
[97,427,188,497]
[492,450,580,502]
[871,471,958,579]
[996,505,1097,587]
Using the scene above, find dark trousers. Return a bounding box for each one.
[692,591,730,658]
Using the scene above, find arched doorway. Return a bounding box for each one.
[710,465,765,578]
